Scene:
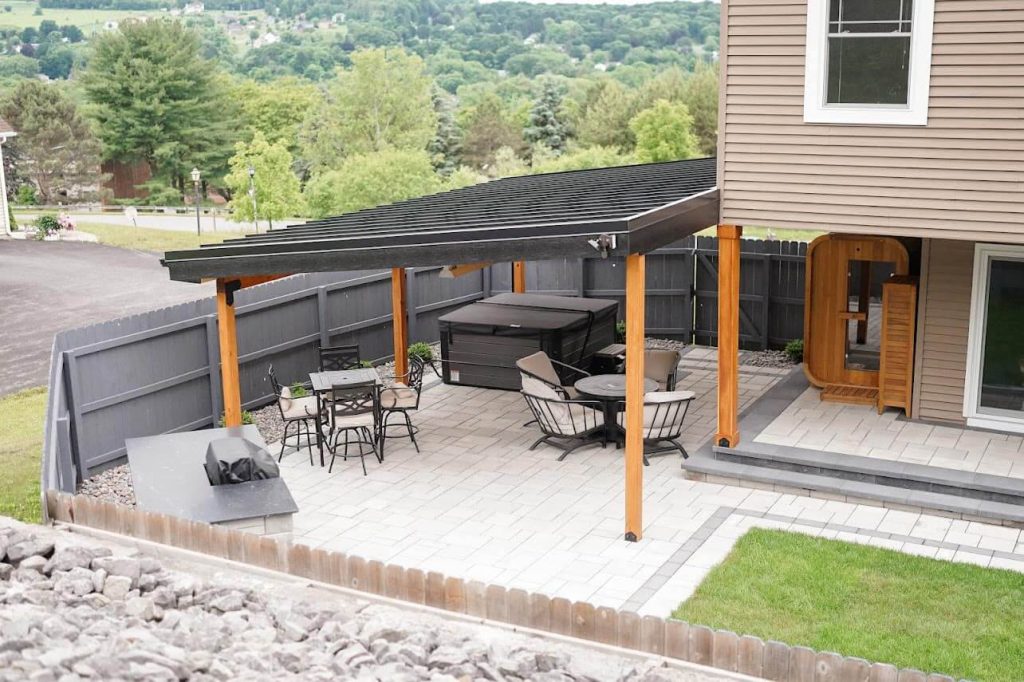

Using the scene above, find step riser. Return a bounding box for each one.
[715,451,1024,507]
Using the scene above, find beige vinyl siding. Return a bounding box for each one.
[912,239,974,423]
[719,0,1024,244]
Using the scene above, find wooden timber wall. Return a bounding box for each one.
[45,491,959,682]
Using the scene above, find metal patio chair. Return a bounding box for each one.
[319,344,362,371]
[379,355,425,459]
[325,380,380,476]
[521,374,604,460]
[644,349,681,391]
[515,350,589,399]
[617,390,696,460]
[267,365,318,464]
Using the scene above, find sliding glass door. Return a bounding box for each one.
[965,245,1024,432]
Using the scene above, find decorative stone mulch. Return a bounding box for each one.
[740,349,796,368]
[76,464,136,508]
[0,521,716,681]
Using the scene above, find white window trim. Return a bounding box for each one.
[963,243,1024,435]
[803,0,935,126]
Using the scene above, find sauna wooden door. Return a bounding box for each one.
[803,235,910,390]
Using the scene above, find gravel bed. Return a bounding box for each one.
[644,338,688,352]
[0,521,731,681]
[740,349,796,368]
[77,465,136,508]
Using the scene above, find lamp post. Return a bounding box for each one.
[247,165,258,233]
[190,167,201,236]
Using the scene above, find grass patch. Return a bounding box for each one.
[0,387,47,524]
[697,226,825,242]
[673,528,1024,682]
[72,222,229,254]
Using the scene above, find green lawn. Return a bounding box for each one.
[697,226,825,242]
[0,1,150,30]
[66,222,229,254]
[673,529,1024,682]
[0,387,46,524]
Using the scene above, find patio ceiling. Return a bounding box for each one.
[161,157,718,283]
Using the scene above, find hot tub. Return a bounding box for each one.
[438,293,618,391]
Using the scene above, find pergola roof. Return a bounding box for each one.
[162,157,718,283]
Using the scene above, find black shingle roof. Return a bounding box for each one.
[162,157,718,283]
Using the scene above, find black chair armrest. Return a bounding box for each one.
[548,358,591,378]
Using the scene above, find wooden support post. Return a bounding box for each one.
[512,261,526,293]
[624,253,645,542]
[391,267,409,379]
[216,278,242,427]
[716,225,743,447]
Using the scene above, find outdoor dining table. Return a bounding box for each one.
[574,374,658,447]
[308,367,381,466]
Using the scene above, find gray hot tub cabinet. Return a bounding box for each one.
[438,293,618,391]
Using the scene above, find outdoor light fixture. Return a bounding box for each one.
[588,233,616,258]
[247,165,259,233]
[191,167,201,236]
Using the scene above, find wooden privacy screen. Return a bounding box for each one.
[803,235,911,406]
[878,277,918,416]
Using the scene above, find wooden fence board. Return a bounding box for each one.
[838,658,871,682]
[664,619,688,660]
[737,635,765,677]
[570,601,595,641]
[404,568,425,605]
[424,572,445,609]
[688,624,713,666]
[549,597,572,636]
[789,646,816,682]
[712,629,739,671]
[444,577,466,614]
[384,563,404,599]
[529,593,551,631]
[595,606,619,646]
[508,589,530,628]
[617,611,641,651]
[466,580,488,618]
[485,585,508,622]
[640,616,665,656]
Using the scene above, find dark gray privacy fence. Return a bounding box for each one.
[41,237,807,494]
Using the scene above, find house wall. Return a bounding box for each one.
[718,0,1024,244]
[912,239,974,423]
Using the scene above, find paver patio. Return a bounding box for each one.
[755,387,1024,479]
[276,350,1024,617]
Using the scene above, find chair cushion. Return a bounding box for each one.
[644,349,680,387]
[521,373,561,400]
[281,395,318,420]
[548,403,602,436]
[332,412,375,429]
[516,351,562,387]
[380,382,417,409]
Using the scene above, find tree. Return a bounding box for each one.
[576,79,637,152]
[232,76,321,152]
[683,62,719,156]
[35,42,74,79]
[428,90,461,177]
[629,99,697,163]
[0,80,103,203]
[83,19,238,195]
[299,47,436,172]
[523,79,569,157]
[224,131,303,230]
[304,148,440,219]
[530,145,633,174]
[458,92,524,170]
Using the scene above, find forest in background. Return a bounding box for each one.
[0,0,720,225]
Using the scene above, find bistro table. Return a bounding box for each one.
[309,367,381,465]
[574,374,658,447]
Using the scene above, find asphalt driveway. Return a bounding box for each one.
[0,239,214,396]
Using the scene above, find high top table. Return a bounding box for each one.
[574,374,658,447]
[309,367,381,466]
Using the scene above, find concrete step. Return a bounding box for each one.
[682,446,1024,526]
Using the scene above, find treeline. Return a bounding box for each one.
[39,0,167,9]
[3,17,717,228]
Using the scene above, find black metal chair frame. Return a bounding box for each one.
[379,355,425,459]
[617,394,694,460]
[325,380,380,476]
[517,355,591,427]
[521,391,605,460]
[267,364,317,464]
[319,343,362,371]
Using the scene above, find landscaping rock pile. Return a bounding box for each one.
[740,349,795,369]
[77,464,136,508]
[0,523,727,681]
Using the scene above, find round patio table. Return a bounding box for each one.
[574,374,658,447]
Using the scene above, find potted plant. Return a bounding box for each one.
[34,213,75,241]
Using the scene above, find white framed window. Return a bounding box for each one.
[803,0,935,126]
[963,244,1024,434]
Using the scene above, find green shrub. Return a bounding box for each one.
[34,213,60,239]
[218,410,255,426]
[14,185,36,205]
[784,339,804,363]
[615,320,626,343]
[408,341,434,362]
[289,382,307,398]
